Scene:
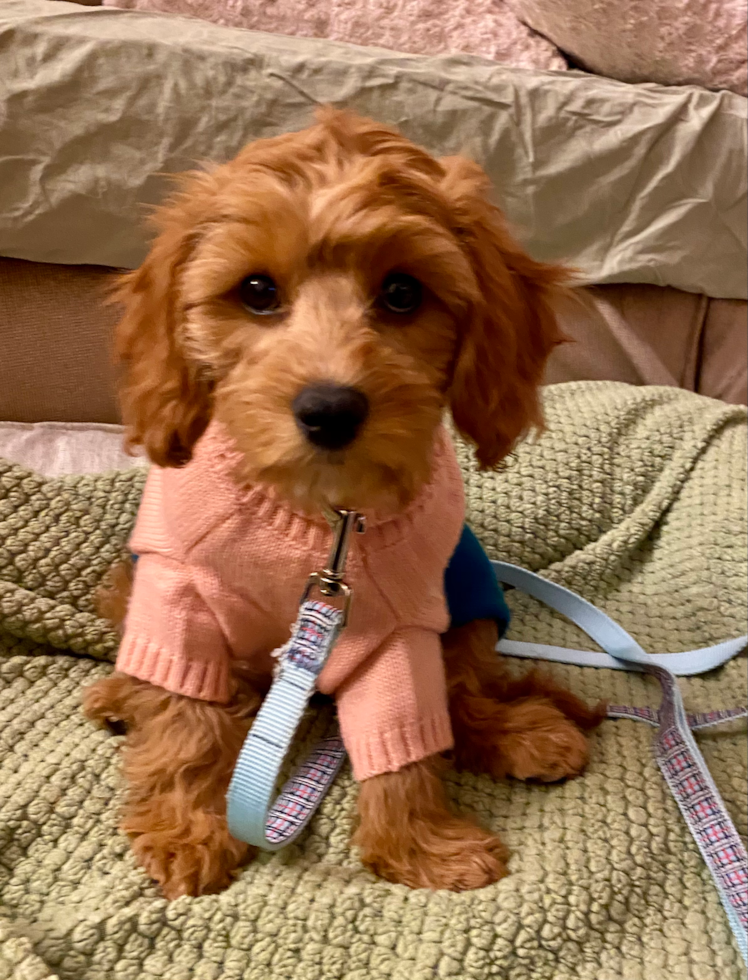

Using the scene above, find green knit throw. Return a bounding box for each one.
[1,382,746,980]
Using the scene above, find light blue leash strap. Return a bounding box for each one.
[493,561,747,676]
[498,636,748,676]
[226,599,346,849]
[492,561,748,963]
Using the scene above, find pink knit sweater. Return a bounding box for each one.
[117,422,465,780]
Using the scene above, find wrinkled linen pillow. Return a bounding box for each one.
[101,0,567,71]
[508,0,747,95]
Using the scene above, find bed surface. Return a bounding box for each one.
[1,383,745,980]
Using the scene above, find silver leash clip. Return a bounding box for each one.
[301,508,366,626]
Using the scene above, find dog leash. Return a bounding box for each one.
[226,549,747,960]
[226,508,362,849]
[493,562,748,963]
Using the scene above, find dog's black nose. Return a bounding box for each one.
[292,384,369,450]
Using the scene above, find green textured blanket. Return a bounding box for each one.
[1,382,746,980]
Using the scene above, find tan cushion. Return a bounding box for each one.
[699,297,748,405]
[0,258,120,423]
[546,285,748,405]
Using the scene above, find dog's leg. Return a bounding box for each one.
[354,757,508,890]
[443,620,605,783]
[84,671,261,898]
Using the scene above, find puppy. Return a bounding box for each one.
[85,109,603,899]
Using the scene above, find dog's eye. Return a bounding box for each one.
[380,273,422,315]
[239,274,281,315]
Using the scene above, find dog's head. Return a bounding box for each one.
[116,109,567,511]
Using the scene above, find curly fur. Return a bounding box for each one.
[86,108,600,899]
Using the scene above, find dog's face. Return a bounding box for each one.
[116,110,566,511]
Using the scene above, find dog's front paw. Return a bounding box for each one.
[453,699,592,783]
[498,706,590,783]
[357,815,508,892]
[127,811,254,899]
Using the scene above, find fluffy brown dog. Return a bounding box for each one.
[84,109,603,899]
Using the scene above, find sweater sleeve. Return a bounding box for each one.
[333,627,453,781]
[116,552,232,703]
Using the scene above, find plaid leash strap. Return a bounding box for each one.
[607,678,748,949]
[607,704,748,729]
[651,664,748,947]
[226,600,346,850]
[493,561,748,964]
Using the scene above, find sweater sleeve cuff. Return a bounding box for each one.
[342,711,453,781]
[116,633,231,703]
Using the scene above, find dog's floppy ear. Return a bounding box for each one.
[441,157,568,469]
[113,186,213,467]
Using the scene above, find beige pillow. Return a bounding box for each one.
[509,0,747,95]
[102,0,567,70]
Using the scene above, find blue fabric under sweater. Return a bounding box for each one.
[443,524,511,636]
